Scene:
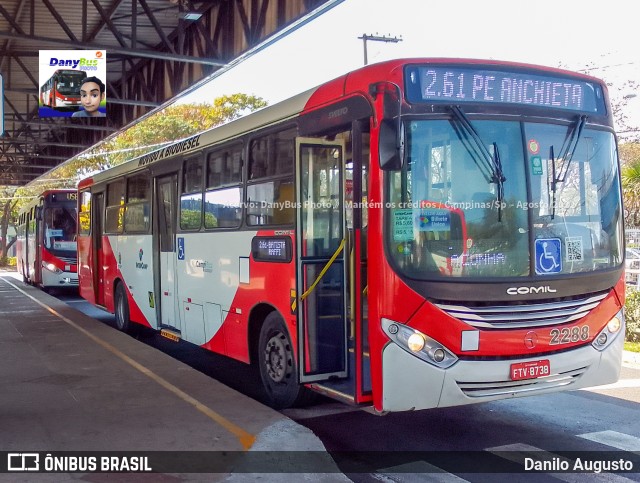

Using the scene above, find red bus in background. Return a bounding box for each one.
[16,190,79,291]
[77,59,625,412]
[40,69,86,110]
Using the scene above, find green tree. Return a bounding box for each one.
[0,93,267,259]
[620,142,640,167]
[622,142,640,227]
[0,187,19,264]
[100,93,267,168]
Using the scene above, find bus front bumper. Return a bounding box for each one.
[42,268,79,288]
[380,329,623,412]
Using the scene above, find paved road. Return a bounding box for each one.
[44,284,640,481]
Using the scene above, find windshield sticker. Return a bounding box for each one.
[53,241,76,250]
[565,236,584,262]
[393,210,414,241]
[535,238,562,274]
[396,243,412,256]
[528,139,540,154]
[531,155,543,175]
[415,209,451,231]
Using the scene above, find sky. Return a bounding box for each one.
[178,0,640,137]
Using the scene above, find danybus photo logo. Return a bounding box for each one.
[38,49,107,118]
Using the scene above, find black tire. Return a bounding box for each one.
[257,312,309,409]
[114,282,132,333]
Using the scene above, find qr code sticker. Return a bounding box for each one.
[565,237,583,262]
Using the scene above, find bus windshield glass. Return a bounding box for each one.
[386,119,623,279]
[56,72,85,95]
[44,204,78,255]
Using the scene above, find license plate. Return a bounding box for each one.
[510,359,550,381]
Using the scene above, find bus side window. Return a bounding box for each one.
[180,156,204,230]
[205,144,243,229]
[105,180,125,233]
[79,191,92,235]
[246,127,296,226]
[124,173,150,233]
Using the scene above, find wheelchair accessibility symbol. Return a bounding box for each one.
[535,238,562,274]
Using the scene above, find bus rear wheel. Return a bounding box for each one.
[258,312,308,409]
[114,283,132,333]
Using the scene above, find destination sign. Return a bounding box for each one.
[48,191,77,202]
[405,65,605,114]
[251,236,292,263]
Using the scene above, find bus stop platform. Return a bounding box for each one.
[0,273,341,481]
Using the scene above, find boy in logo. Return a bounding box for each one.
[72,76,106,117]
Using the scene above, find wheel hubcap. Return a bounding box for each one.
[264,332,289,383]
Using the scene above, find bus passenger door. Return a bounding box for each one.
[296,138,348,383]
[92,193,106,306]
[155,174,180,330]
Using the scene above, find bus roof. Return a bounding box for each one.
[81,86,320,188]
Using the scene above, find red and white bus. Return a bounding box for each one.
[16,190,79,290]
[77,59,625,411]
[40,69,86,110]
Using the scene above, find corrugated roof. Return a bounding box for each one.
[0,0,332,186]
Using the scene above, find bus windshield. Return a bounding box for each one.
[386,119,623,279]
[44,204,78,255]
[56,73,85,95]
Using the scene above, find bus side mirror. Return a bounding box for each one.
[35,206,43,221]
[372,81,405,171]
[379,120,405,171]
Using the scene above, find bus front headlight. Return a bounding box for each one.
[42,261,62,274]
[592,310,624,351]
[382,318,458,369]
[407,333,425,352]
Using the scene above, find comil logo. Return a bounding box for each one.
[506,285,557,295]
[8,453,39,471]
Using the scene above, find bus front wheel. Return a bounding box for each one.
[258,312,307,409]
[114,283,132,333]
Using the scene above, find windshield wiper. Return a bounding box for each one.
[450,106,507,221]
[492,142,506,221]
[548,115,587,219]
[555,115,587,183]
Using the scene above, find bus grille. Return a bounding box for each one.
[457,366,588,398]
[435,292,607,329]
[57,256,77,264]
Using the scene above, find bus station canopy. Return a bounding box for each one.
[0,0,332,186]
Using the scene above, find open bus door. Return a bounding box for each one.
[91,193,106,306]
[155,173,180,331]
[295,138,349,387]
